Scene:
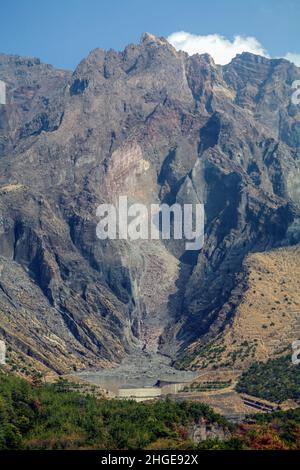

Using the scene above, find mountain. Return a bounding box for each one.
[0,33,300,374]
[177,245,300,370]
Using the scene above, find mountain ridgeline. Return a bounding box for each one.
[0,33,300,373]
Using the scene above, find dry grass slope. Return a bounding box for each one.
[182,244,300,372]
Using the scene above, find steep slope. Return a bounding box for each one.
[177,244,300,371]
[0,33,300,373]
[0,53,71,156]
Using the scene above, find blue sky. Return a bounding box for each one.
[1,0,300,69]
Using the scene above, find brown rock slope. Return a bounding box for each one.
[0,34,300,373]
[177,244,300,371]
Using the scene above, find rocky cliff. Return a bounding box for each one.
[0,33,300,373]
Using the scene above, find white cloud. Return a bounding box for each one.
[167,31,270,65]
[284,53,300,67]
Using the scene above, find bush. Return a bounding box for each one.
[236,355,300,403]
[0,371,229,450]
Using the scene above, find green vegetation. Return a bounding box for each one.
[5,351,43,377]
[0,371,230,450]
[239,408,300,449]
[196,408,300,450]
[2,368,300,450]
[176,334,227,370]
[197,437,246,450]
[236,355,300,404]
[176,335,257,370]
[181,380,232,393]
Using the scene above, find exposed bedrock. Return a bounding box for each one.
[0,34,300,372]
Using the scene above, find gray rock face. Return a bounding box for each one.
[0,34,300,372]
[188,420,230,443]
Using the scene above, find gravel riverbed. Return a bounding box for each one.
[76,351,197,390]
